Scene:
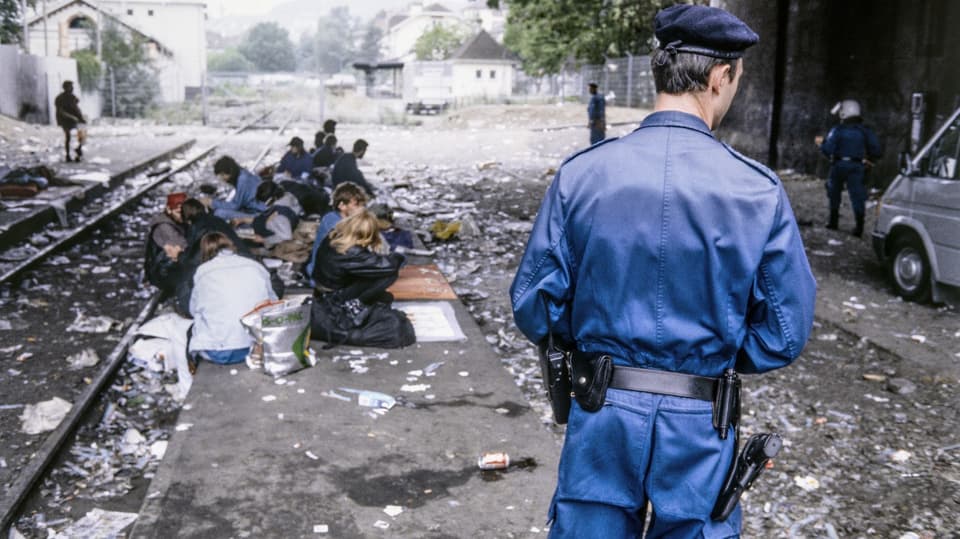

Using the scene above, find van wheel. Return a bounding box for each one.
[889,237,931,302]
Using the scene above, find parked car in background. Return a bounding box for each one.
[872,106,960,303]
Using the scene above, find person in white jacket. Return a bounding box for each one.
[188,232,277,365]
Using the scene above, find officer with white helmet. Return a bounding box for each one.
[817,98,882,237]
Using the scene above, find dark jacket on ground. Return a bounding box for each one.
[279,180,331,215]
[331,153,376,196]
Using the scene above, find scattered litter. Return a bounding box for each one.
[66,348,101,369]
[339,388,396,409]
[16,352,33,362]
[20,397,72,434]
[373,520,390,530]
[400,384,431,393]
[889,450,912,463]
[793,475,820,491]
[458,371,469,377]
[827,239,843,246]
[91,266,112,274]
[150,440,168,459]
[314,524,329,534]
[886,378,917,395]
[817,333,838,341]
[119,428,146,455]
[910,334,926,344]
[305,451,320,460]
[175,423,194,432]
[50,508,138,539]
[230,369,238,375]
[262,395,277,402]
[864,393,890,403]
[842,300,866,310]
[67,311,120,333]
[862,373,886,382]
[383,505,403,517]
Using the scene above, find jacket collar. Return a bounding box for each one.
[639,110,715,138]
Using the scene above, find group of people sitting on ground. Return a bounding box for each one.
[143,120,416,369]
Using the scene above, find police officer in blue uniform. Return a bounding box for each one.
[818,99,882,237]
[511,5,816,537]
[587,82,606,144]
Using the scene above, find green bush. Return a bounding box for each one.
[71,50,101,91]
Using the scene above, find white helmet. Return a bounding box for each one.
[830,99,861,120]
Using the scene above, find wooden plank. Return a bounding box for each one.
[388,263,458,300]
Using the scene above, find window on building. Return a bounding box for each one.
[127,9,133,15]
[148,10,154,16]
[490,70,496,79]
[475,70,482,79]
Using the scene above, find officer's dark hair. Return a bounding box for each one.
[255,180,284,204]
[650,50,737,95]
[353,139,368,153]
[213,155,241,185]
[180,198,207,224]
[313,130,325,149]
[324,134,337,147]
[323,119,337,133]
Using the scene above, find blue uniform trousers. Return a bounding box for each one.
[826,161,866,216]
[589,127,605,145]
[548,389,741,538]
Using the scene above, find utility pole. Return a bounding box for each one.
[42,0,48,56]
[21,0,29,53]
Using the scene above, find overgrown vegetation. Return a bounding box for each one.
[237,22,296,72]
[71,50,101,91]
[488,0,701,74]
[97,22,161,117]
[0,0,32,45]
[208,48,254,72]
[413,24,466,61]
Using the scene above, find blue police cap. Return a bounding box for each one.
[654,4,758,59]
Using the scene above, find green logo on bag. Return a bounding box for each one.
[262,312,304,327]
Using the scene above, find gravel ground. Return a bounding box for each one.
[2,102,958,537]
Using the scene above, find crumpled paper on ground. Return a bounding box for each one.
[20,396,72,434]
[129,312,193,400]
[51,508,138,539]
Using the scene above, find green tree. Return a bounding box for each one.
[490,0,694,74]
[313,6,357,73]
[359,22,383,62]
[238,22,296,72]
[413,24,464,61]
[99,22,160,117]
[0,0,33,45]
[208,48,254,72]
[71,49,101,91]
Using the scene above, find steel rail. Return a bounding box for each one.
[250,113,297,172]
[0,111,273,286]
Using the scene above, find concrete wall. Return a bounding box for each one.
[0,45,84,125]
[716,0,960,183]
[451,61,514,99]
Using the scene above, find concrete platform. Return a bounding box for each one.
[132,297,560,538]
[0,135,195,249]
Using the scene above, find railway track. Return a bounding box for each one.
[0,110,295,536]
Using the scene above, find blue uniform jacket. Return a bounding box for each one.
[212,168,267,214]
[510,111,816,376]
[820,122,881,161]
[277,151,314,179]
[587,94,605,122]
[331,153,376,196]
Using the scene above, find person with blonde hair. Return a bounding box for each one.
[312,210,402,305]
[188,232,277,366]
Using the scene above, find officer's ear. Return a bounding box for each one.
[709,63,733,94]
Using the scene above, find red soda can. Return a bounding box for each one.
[478,452,510,470]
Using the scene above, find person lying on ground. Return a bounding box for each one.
[232,181,303,248]
[369,203,414,252]
[278,179,330,216]
[205,155,267,220]
[331,139,376,197]
[275,136,314,181]
[143,192,188,296]
[305,181,368,283]
[188,232,278,367]
[312,134,342,169]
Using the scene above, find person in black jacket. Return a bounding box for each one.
[312,134,342,168]
[312,209,403,306]
[331,139,376,196]
[54,81,85,162]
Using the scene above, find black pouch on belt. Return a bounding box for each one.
[570,351,613,412]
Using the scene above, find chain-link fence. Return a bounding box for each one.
[512,54,656,109]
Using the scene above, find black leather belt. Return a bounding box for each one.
[609,366,718,401]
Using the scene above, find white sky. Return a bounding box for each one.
[205,0,287,17]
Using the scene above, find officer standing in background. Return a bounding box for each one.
[511,5,815,537]
[816,99,882,237]
[587,82,605,144]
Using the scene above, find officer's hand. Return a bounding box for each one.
[814,135,824,146]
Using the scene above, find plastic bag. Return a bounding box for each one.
[241,297,316,377]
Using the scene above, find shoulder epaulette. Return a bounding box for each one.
[560,137,620,167]
[721,142,779,185]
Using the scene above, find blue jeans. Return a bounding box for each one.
[197,348,249,365]
[548,389,741,538]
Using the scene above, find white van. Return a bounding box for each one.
[872,106,960,303]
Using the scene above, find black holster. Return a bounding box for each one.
[712,369,741,439]
[570,351,613,412]
[538,338,572,424]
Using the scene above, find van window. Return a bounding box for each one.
[924,117,960,179]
